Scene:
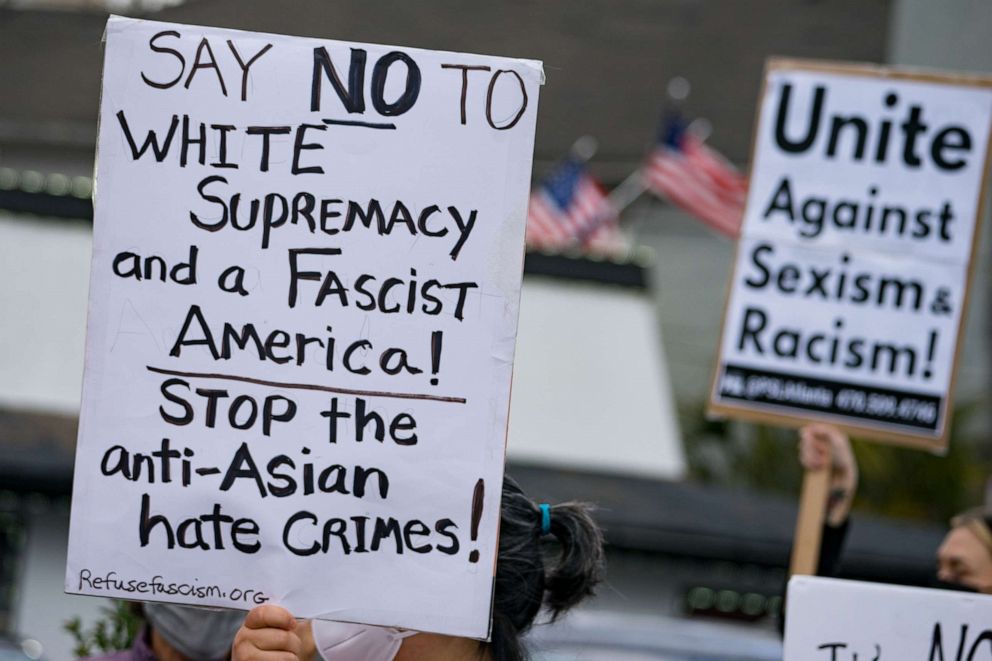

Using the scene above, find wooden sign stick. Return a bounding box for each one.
[789,452,832,576]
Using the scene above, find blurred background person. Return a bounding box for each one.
[798,423,992,594]
[83,604,241,661]
[935,509,992,592]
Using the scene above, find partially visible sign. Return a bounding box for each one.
[785,576,992,660]
[710,59,992,450]
[66,16,542,638]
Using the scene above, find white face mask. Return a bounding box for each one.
[311,619,417,661]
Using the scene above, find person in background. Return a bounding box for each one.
[84,603,243,661]
[230,474,606,661]
[798,422,992,593]
[936,507,992,593]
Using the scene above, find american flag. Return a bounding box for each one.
[643,113,748,238]
[526,157,623,254]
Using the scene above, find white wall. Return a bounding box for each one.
[507,278,684,478]
[0,213,90,414]
[13,503,109,661]
[0,212,102,658]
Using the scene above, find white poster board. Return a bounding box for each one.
[710,59,992,450]
[65,16,542,638]
[785,576,992,660]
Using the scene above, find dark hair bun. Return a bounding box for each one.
[543,501,605,616]
[490,475,606,661]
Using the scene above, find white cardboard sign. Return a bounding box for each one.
[65,16,542,638]
[785,576,992,660]
[710,60,992,450]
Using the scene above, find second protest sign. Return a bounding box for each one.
[784,576,992,660]
[710,59,992,450]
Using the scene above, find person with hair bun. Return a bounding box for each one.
[231,474,605,661]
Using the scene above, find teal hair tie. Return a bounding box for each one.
[539,503,551,535]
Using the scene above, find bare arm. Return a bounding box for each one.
[798,423,858,527]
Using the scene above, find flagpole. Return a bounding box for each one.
[570,134,647,215]
[608,169,647,213]
[609,170,649,261]
[566,135,651,259]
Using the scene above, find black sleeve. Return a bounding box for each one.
[817,518,850,578]
[777,517,851,637]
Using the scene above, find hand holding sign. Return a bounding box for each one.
[231,605,306,661]
[798,424,857,526]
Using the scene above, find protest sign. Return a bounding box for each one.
[64,16,542,638]
[709,59,992,450]
[784,576,992,660]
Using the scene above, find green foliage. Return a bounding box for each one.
[849,400,988,521]
[681,396,992,524]
[64,601,141,658]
